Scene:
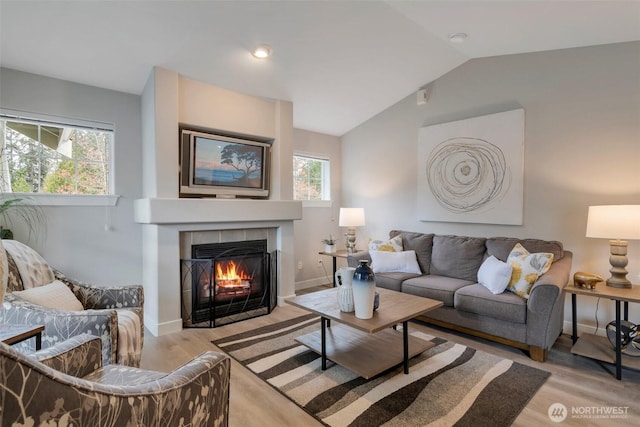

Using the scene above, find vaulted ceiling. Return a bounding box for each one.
[1,1,639,136]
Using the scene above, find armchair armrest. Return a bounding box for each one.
[30,333,102,377]
[54,269,144,310]
[2,293,118,364]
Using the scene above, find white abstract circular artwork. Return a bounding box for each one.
[418,109,524,225]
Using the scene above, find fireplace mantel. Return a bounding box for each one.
[134,197,301,336]
[134,198,302,224]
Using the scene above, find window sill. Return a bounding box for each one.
[301,200,332,208]
[6,193,120,207]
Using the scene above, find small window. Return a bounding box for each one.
[293,155,330,201]
[1,116,112,195]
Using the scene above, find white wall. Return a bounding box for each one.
[292,129,343,289]
[0,68,142,284]
[341,42,640,332]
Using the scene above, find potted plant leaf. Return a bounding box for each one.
[0,140,45,240]
[0,195,45,241]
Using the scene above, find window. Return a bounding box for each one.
[0,115,112,196]
[293,155,330,201]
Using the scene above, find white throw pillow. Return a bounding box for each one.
[13,280,84,311]
[477,256,513,295]
[370,250,421,274]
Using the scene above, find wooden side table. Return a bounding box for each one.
[0,324,44,350]
[565,282,640,380]
[318,249,354,287]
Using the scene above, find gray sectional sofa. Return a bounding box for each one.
[348,230,572,362]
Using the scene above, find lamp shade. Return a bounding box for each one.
[339,208,365,227]
[586,205,640,240]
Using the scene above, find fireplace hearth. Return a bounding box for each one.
[181,239,277,327]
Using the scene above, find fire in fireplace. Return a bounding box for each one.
[214,260,252,297]
[181,239,276,327]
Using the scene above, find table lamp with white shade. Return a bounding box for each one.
[586,205,640,288]
[339,208,365,254]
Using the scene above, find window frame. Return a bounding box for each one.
[0,109,119,206]
[293,152,332,208]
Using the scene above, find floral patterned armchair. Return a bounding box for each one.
[0,239,144,366]
[0,334,230,426]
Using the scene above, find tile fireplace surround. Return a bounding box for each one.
[134,198,302,336]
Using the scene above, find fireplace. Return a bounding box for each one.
[181,239,277,327]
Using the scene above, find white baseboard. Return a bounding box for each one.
[295,277,331,292]
[562,319,609,338]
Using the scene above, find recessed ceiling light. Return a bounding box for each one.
[252,44,272,59]
[449,33,468,43]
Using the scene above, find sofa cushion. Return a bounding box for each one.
[373,271,421,292]
[370,250,421,274]
[369,235,403,252]
[401,275,474,307]
[477,255,513,295]
[486,237,564,262]
[430,235,486,282]
[454,284,527,324]
[506,243,554,299]
[390,231,434,274]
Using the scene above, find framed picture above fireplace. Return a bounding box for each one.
[179,126,272,199]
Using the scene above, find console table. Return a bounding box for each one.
[566,282,640,380]
[318,249,353,287]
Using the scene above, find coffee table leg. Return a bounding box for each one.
[321,317,327,370]
[403,321,409,374]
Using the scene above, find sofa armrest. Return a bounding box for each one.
[2,294,119,364]
[347,250,371,268]
[526,251,573,349]
[30,333,103,377]
[54,269,144,310]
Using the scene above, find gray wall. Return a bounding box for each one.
[0,68,143,284]
[341,42,640,330]
[292,128,343,289]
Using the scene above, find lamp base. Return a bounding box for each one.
[345,228,357,254]
[606,278,632,289]
[606,239,632,288]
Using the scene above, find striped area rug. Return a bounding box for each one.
[213,314,550,427]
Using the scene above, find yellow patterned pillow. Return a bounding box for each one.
[506,243,554,299]
[369,235,403,252]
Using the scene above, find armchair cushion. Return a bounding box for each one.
[13,279,84,311]
[2,238,54,289]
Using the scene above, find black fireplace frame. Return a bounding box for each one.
[181,240,277,328]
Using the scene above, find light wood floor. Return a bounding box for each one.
[141,286,640,427]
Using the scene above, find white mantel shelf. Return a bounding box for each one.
[134,198,303,224]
